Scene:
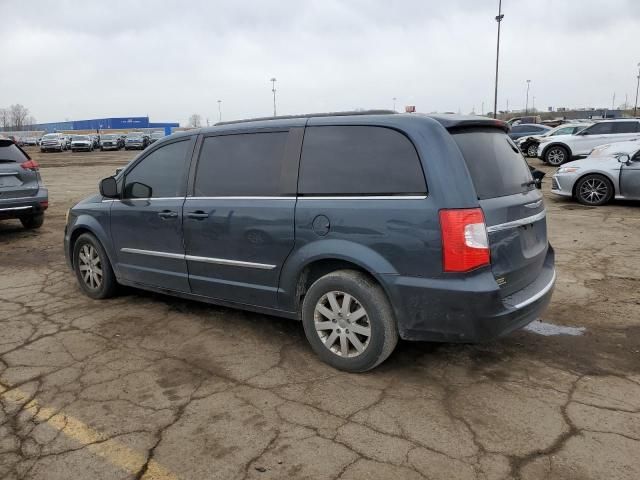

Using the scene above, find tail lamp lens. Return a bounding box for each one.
[439,208,490,272]
[21,159,40,171]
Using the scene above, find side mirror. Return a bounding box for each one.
[617,154,631,165]
[99,176,118,198]
[115,167,124,175]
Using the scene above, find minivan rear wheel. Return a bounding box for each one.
[73,233,117,299]
[301,270,398,372]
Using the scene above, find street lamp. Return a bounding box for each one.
[217,100,222,122]
[270,78,277,117]
[634,63,640,117]
[525,79,531,115]
[393,97,397,111]
[492,0,504,119]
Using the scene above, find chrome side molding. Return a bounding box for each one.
[120,248,276,270]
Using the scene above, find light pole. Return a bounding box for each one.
[393,97,397,111]
[525,79,531,115]
[493,0,504,119]
[634,63,640,117]
[270,78,277,117]
[217,100,222,122]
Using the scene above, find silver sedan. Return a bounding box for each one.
[551,140,640,206]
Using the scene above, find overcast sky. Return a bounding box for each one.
[2,0,639,126]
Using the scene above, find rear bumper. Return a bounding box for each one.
[0,189,49,219]
[384,246,556,342]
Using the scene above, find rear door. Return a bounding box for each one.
[0,140,39,200]
[451,128,549,296]
[182,128,301,308]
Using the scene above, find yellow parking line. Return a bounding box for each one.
[1,386,178,480]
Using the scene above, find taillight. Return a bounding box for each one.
[21,159,40,171]
[439,208,490,272]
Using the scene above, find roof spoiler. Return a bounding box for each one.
[425,115,510,133]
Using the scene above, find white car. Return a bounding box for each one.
[516,122,591,157]
[536,119,640,166]
[40,133,66,152]
[551,138,640,205]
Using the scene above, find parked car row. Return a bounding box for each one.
[35,131,165,152]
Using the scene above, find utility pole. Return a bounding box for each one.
[217,100,222,122]
[481,101,485,116]
[525,79,531,115]
[612,92,616,111]
[532,96,535,112]
[270,78,277,117]
[393,97,397,111]
[634,62,640,117]
[493,0,504,119]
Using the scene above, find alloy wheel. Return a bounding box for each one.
[547,148,566,166]
[527,144,538,157]
[578,178,608,205]
[314,291,371,358]
[78,244,103,289]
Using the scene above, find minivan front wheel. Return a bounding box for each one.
[301,270,398,372]
[73,233,117,299]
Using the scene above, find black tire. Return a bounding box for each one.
[544,145,569,166]
[72,233,118,299]
[301,270,398,372]
[20,213,44,229]
[575,174,613,206]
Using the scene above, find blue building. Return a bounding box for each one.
[33,116,179,135]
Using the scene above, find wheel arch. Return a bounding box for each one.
[67,216,115,270]
[542,142,573,160]
[278,240,397,316]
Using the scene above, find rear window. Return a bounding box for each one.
[452,128,533,200]
[0,141,29,163]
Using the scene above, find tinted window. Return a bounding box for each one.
[452,129,534,200]
[0,141,29,162]
[584,122,613,134]
[194,132,288,196]
[511,126,527,133]
[299,126,426,195]
[124,140,190,198]
[612,122,639,134]
[552,127,573,136]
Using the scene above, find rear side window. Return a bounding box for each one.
[194,132,288,196]
[452,128,533,200]
[0,141,29,162]
[299,126,426,195]
[584,122,613,135]
[612,122,639,134]
[124,140,190,198]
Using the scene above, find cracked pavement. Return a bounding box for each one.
[1,149,639,479]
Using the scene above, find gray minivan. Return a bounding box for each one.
[64,112,555,372]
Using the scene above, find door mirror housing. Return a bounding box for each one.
[99,176,118,198]
[115,167,124,175]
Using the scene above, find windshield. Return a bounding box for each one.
[73,136,90,141]
[126,133,142,139]
[151,132,163,138]
[42,134,58,139]
[452,128,534,200]
[102,135,117,140]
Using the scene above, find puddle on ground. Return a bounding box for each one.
[524,320,586,337]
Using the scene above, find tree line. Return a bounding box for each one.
[0,104,36,131]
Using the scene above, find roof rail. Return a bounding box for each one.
[215,110,396,126]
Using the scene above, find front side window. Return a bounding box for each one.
[298,126,426,195]
[194,132,288,196]
[123,140,190,198]
[551,127,572,136]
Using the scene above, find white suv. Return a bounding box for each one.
[537,119,640,166]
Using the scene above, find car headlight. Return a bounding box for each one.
[557,167,580,174]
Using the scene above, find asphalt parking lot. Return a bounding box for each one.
[1,148,639,480]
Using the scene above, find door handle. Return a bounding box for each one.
[158,210,178,219]
[187,210,209,220]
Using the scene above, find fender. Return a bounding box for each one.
[277,238,398,312]
[67,212,118,275]
[573,169,621,196]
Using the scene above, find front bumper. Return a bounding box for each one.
[550,173,577,197]
[0,189,49,219]
[384,246,556,342]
